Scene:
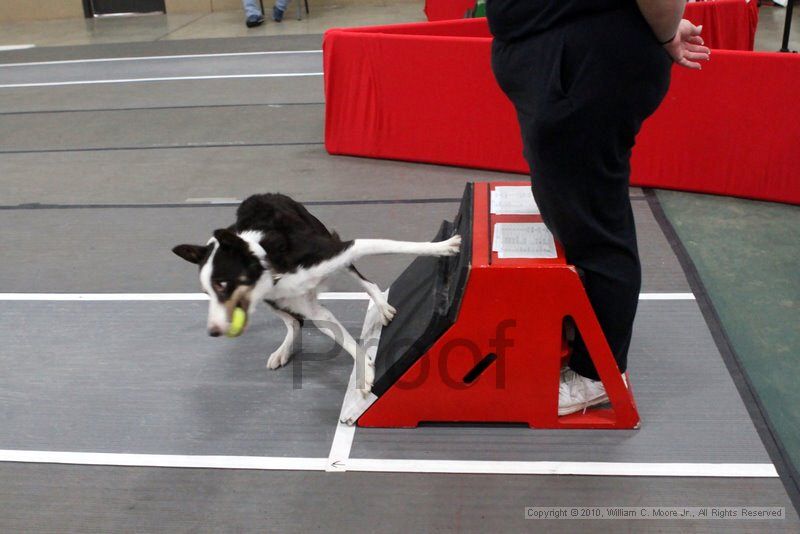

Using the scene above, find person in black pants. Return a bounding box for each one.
[487,0,710,415]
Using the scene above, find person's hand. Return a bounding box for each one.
[663,20,711,70]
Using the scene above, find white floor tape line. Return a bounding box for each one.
[0,72,324,89]
[0,44,36,52]
[0,293,211,301]
[0,292,693,301]
[327,372,358,473]
[0,292,369,301]
[344,459,779,478]
[327,297,384,472]
[0,50,322,69]
[185,197,241,204]
[639,293,696,300]
[0,450,326,471]
[0,450,777,478]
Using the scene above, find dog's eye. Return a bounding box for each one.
[211,281,227,293]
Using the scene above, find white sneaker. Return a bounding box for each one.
[558,368,627,416]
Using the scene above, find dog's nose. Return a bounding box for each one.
[208,327,223,337]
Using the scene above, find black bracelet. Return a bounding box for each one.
[659,33,676,45]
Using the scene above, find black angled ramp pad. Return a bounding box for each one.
[372,184,473,397]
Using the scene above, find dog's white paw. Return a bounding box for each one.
[340,415,357,426]
[267,347,293,369]
[378,302,397,326]
[359,361,375,398]
[434,235,462,257]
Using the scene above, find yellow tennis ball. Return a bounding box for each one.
[227,307,247,338]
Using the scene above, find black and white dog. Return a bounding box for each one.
[173,193,461,395]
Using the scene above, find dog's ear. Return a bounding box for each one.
[213,228,245,250]
[172,244,208,264]
[261,230,288,255]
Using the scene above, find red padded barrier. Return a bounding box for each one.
[323,19,800,205]
[632,51,799,204]
[684,0,758,51]
[424,0,475,22]
[422,1,758,51]
[323,27,518,172]
[338,17,491,37]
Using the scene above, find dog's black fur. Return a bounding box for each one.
[233,193,354,273]
[172,194,358,302]
[172,191,461,387]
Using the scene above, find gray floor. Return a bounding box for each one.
[1,105,324,151]
[0,464,795,533]
[0,51,322,87]
[755,4,800,52]
[0,301,363,457]
[0,299,768,464]
[1,32,798,533]
[0,201,684,292]
[351,302,769,464]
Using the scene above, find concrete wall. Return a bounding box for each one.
[1,0,421,22]
[0,0,84,22]
[164,0,212,14]
[211,0,244,11]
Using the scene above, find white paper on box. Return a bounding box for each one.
[492,223,557,259]
[490,186,539,215]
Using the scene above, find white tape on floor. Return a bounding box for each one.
[639,293,696,300]
[0,72,324,89]
[344,459,780,478]
[327,371,359,473]
[0,292,693,301]
[0,450,325,471]
[0,293,210,301]
[185,197,241,204]
[0,449,777,478]
[0,292,368,301]
[0,44,36,52]
[0,50,322,69]
[327,297,384,471]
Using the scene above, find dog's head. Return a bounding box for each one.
[172,229,268,337]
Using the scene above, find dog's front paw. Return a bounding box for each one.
[359,361,375,398]
[340,415,357,426]
[378,302,397,326]
[435,235,462,257]
[267,347,293,369]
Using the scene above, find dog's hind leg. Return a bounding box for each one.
[347,266,396,326]
[284,296,374,396]
[271,236,462,299]
[265,301,302,370]
[349,235,461,261]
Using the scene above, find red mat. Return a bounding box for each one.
[324,19,799,205]
[423,1,758,50]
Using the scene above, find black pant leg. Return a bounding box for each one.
[491,8,672,379]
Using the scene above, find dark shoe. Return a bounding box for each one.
[246,14,265,27]
[272,6,284,22]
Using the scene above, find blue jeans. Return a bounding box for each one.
[242,0,289,17]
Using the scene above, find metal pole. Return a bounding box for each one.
[780,0,796,52]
